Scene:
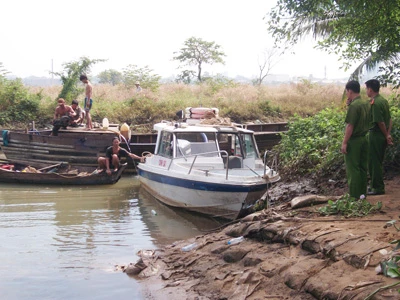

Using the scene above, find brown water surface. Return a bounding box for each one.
[0,175,223,299]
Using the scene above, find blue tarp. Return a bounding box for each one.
[2,130,9,146]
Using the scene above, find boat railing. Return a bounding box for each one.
[170,150,264,180]
[188,150,230,178]
[168,150,229,177]
[263,150,278,177]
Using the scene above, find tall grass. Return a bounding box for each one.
[26,82,349,125]
[26,81,393,128]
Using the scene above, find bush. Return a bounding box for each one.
[385,105,400,169]
[274,108,346,179]
[0,78,41,125]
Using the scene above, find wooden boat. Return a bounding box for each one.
[138,116,280,220]
[0,127,117,166]
[0,160,127,185]
[0,126,156,172]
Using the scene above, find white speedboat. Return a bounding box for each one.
[137,114,280,220]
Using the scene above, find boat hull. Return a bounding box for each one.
[1,129,116,165]
[138,168,268,220]
[0,129,156,173]
[0,163,126,185]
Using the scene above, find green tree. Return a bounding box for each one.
[175,70,196,84]
[122,64,161,92]
[267,0,400,86]
[52,56,106,101]
[173,37,226,82]
[97,69,123,85]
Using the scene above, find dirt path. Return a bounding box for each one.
[129,178,400,299]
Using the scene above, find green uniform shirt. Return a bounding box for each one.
[345,96,370,137]
[370,94,391,130]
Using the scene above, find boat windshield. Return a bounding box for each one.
[216,132,259,159]
[232,133,258,158]
[158,131,173,158]
[240,133,258,158]
[175,132,218,157]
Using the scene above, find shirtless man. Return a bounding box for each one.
[79,74,93,130]
[70,99,84,127]
[51,98,76,136]
[53,98,75,120]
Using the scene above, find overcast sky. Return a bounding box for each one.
[1,0,351,80]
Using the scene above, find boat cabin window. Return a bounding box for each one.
[158,132,173,158]
[175,132,219,157]
[216,133,231,156]
[241,133,257,158]
[232,133,258,158]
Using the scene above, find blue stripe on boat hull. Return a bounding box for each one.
[138,169,267,193]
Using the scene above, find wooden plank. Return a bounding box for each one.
[4,139,76,149]
[130,133,158,143]
[3,142,98,152]
[2,145,99,156]
[38,163,63,172]
[8,131,116,148]
[3,148,101,163]
[244,122,288,132]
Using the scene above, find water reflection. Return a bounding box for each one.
[0,178,147,299]
[138,187,226,246]
[0,175,227,299]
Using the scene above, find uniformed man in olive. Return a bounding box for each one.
[365,79,393,195]
[341,80,370,199]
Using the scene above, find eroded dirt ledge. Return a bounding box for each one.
[130,179,400,299]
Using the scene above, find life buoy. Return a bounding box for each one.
[185,107,220,119]
[190,107,214,114]
[190,113,207,119]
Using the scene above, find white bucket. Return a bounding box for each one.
[102,118,109,130]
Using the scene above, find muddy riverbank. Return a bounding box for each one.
[127,177,400,299]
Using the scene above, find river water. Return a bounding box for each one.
[0,175,224,300]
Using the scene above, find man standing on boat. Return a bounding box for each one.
[98,137,145,175]
[79,74,93,130]
[341,81,370,199]
[51,98,76,136]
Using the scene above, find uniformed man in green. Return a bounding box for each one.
[341,80,370,199]
[365,79,393,195]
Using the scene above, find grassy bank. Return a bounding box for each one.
[27,81,349,129]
